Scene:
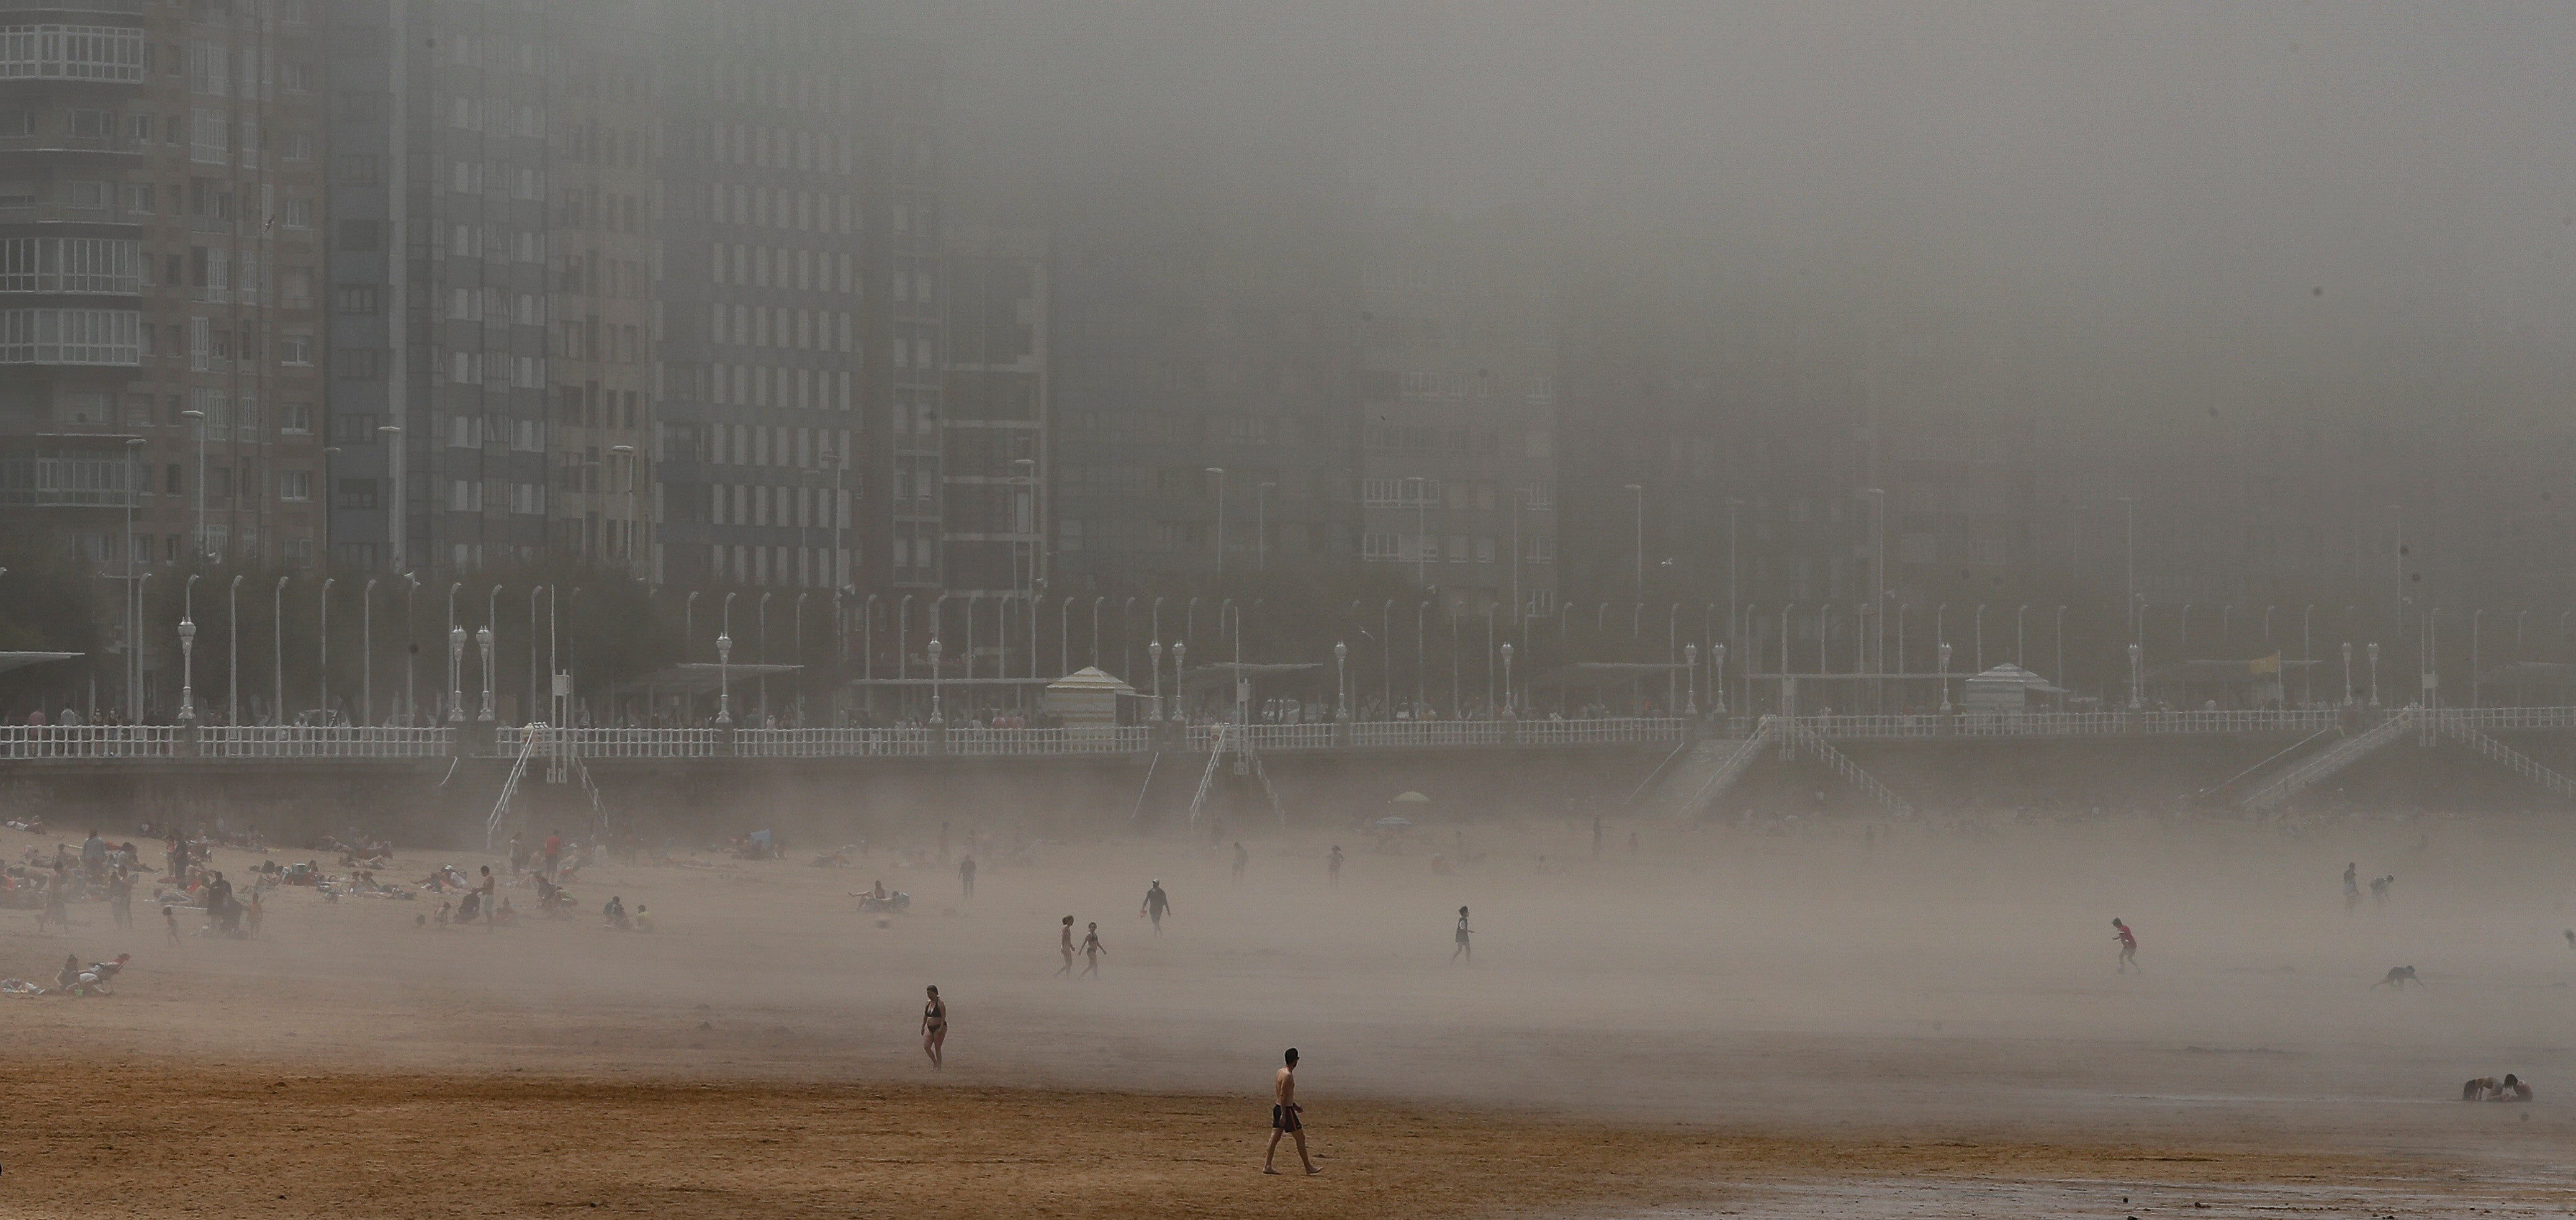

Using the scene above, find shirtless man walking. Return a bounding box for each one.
[1263,1047,1320,1175]
[1056,915,1076,977]
[1141,879,1172,933]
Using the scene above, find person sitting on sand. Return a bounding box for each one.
[603,895,628,930]
[492,897,518,926]
[633,905,652,933]
[2374,965,2424,990]
[2490,1073,2534,1102]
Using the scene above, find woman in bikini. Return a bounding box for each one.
[1081,921,1107,977]
[920,985,947,1069]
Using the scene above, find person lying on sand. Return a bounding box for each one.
[2374,965,2424,990]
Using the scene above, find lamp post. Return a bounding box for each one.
[1685,643,1698,715]
[227,574,243,726]
[1713,643,1727,715]
[361,579,377,725]
[1939,641,1953,713]
[1334,640,1349,721]
[2472,609,2484,707]
[135,571,148,717]
[178,574,200,724]
[2127,641,2143,711]
[1205,466,1226,574]
[2015,604,2027,669]
[402,574,419,725]
[444,582,462,723]
[1171,641,1185,722]
[476,623,494,722]
[1090,596,1105,669]
[1382,599,1394,716]
[1624,482,1644,603]
[180,406,205,561]
[318,577,335,721]
[2053,605,2067,698]
[1150,641,1164,723]
[482,584,501,722]
[1415,599,1430,715]
[2117,495,2136,650]
[2367,641,2380,707]
[927,638,944,726]
[1259,480,1276,572]
[2302,605,2315,705]
[527,586,545,724]
[121,436,142,713]
[276,576,292,724]
[757,590,773,726]
[2341,641,2354,705]
[1973,603,1986,675]
[1500,641,1515,720]
[610,444,638,579]
[795,590,809,725]
[717,591,737,727]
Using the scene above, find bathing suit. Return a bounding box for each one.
[1272,1104,1301,1132]
[925,1000,946,1032]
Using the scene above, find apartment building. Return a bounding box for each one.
[651,0,920,594]
[320,0,653,577]
[1355,214,1557,619]
[0,0,327,668]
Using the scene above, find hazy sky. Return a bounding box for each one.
[935,2,2576,395]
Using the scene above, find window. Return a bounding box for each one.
[281,401,311,433]
[336,220,382,251]
[279,334,310,365]
[333,479,377,510]
[0,25,146,82]
[282,130,312,161]
[124,184,153,214]
[278,470,311,501]
[0,308,140,364]
[190,107,225,163]
[329,413,379,445]
[280,196,312,228]
[330,153,382,186]
[335,285,378,314]
[331,348,384,379]
[66,109,111,139]
[1362,532,1400,562]
[0,238,141,293]
[64,180,106,209]
[1476,536,1496,563]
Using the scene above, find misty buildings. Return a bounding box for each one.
[1357,214,1557,621]
[651,0,925,597]
[0,1,328,620]
[320,0,655,577]
[1047,202,1358,586]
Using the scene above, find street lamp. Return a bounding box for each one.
[444,582,463,723]
[1334,640,1349,721]
[1205,467,1226,574]
[610,443,639,579]
[476,622,494,722]
[121,436,143,713]
[1171,641,1186,722]
[225,575,242,725]
[402,574,420,725]
[179,407,206,562]
[1684,643,1698,715]
[359,579,380,726]
[2367,641,2380,707]
[717,590,737,727]
[1259,480,1277,572]
[319,577,335,721]
[1150,640,1164,723]
[1713,643,1727,715]
[380,424,405,574]
[178,574,200,724]
[2341,641,2354,705]
[1500,641,1515,720]
[1939,641,1953,713]
[135,571,149,717]
[927,637,945,726]
[1624,483,1644,603]
[274,576,291,723]
[2127,642,2142,711]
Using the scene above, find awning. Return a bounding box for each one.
[1526,662,1685,692]
[0,652,81,677]
[603,662,802,697]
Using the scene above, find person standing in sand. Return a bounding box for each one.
[1327,844,1343,888]
[959,853,976,900]
[2112,918,2139,973]
[921,985,947,1069]
[1452,906,1472,963]
[1141,879,1171,933]
[1057,915,1076,977]
[1080,921,1106,977]
[1264,1047,1320,1175]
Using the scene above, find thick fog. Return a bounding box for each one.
[934,1,2576,408]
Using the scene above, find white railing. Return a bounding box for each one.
[1520,716,1686,745]
[1783,708,2348,739]
[198,726,454,758]
[944,726,1146,756]
[0,724,178,758]
[739,727,927,757]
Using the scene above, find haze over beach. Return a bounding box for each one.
[6,2,2576,1218]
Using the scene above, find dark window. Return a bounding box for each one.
[330,153,384,186]
[336,220,382,251]
[334,284,380,314]
[333,479,379,510]
[332,348,385,379]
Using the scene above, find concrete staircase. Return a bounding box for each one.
[1639,726,1769,821]
[2240,710,2416,811]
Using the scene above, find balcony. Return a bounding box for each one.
[0,456,133,508]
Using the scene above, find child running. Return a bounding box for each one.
[2112,917,2140,973]
[1452,906,1472,963]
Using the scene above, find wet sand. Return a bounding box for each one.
[3,809,2573,1216]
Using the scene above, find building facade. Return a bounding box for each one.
[1,0,327,707]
